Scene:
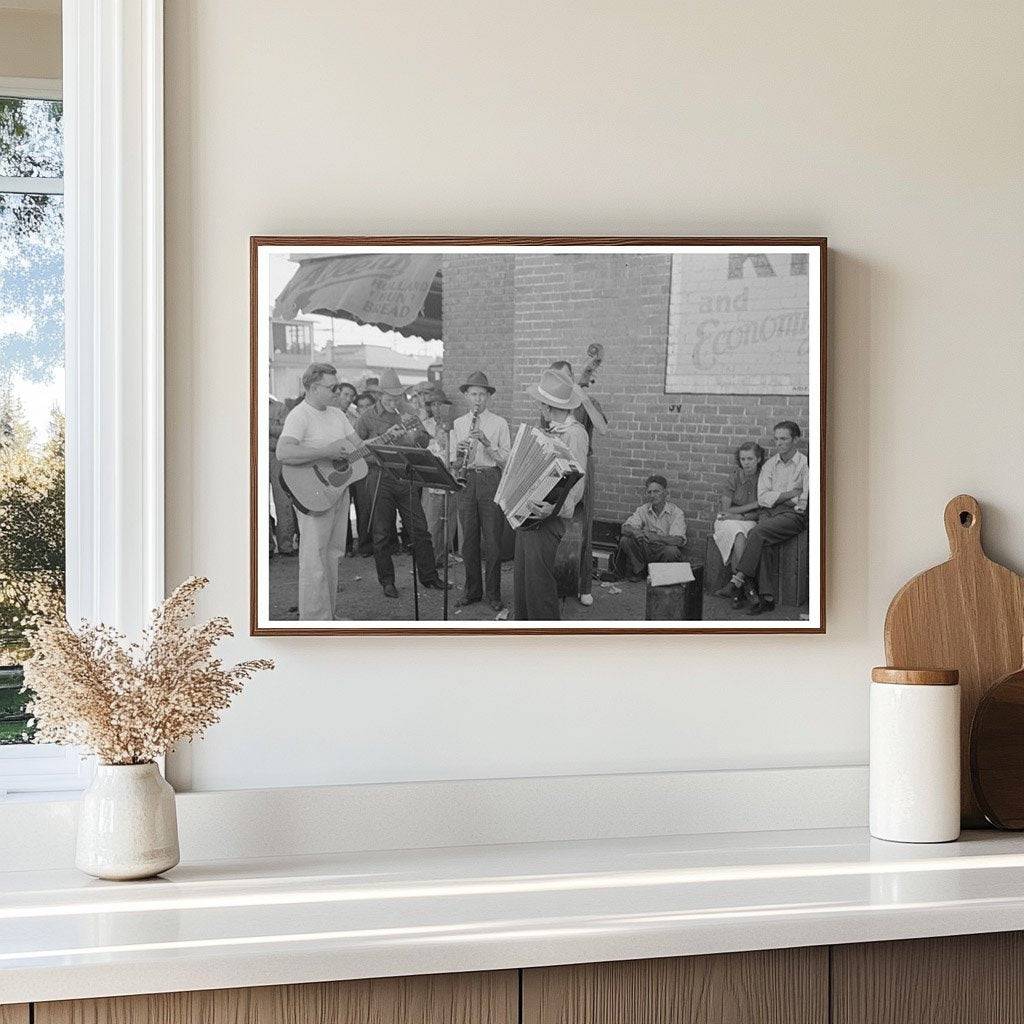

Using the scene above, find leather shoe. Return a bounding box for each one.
[487,600,506,613]
[456,595,481,607]
[382,583,399,599]
[422,578,454,591]
[746,590,776,615]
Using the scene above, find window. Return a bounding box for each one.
[0,81,86,797]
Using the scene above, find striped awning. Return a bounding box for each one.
[273,254,442,340]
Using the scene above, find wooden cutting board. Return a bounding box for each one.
[969,648,1024,829]
[884,494,1024,826]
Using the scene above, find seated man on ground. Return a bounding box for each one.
[611,475,688,582]
[722,420,808,615]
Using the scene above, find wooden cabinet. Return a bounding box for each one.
[34,971,517,1024]
[832,932,1024,1024]
[522,948,828,1024]
[23,932,1024,1024]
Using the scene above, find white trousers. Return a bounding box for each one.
[295,492,350,621]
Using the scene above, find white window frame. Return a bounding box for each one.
[0,0,164,798]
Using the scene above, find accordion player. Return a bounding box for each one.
[502,366,591,621]
[494,424,584,530]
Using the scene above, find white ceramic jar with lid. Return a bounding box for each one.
[870,666,960,843]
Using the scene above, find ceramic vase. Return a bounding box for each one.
[76,762,180,880]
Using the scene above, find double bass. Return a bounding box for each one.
[553,344,607,602]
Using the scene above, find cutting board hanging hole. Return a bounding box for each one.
[944,494,983,557]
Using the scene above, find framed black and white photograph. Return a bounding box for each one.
[250,237,826,635]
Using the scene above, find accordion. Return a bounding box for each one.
[495,425,584,529]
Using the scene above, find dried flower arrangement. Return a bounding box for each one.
[22,576,273,765]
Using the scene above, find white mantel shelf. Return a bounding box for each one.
[4,827,1024,1005]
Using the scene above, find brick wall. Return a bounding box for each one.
[441,254,811,552]
[440,254,514,409]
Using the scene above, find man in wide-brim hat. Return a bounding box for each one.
[525,365,584,411]
[354,367,452,599]
[513,366,590,621]
[452,370,511,612]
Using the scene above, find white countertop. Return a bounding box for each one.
[4,826,1024,1004]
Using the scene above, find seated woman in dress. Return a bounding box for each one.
[713,441,765,604]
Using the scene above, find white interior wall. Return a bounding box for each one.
[163,0,1024,792]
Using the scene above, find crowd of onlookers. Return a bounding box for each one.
[607,420,809,615]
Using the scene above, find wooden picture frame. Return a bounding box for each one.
[251,236,827,635]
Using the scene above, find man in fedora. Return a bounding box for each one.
[355,367,451,599]
[513,366,589,621]
[453,370,511,612]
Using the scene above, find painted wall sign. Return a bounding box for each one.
[665,252,810,395]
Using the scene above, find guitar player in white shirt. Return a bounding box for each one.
[275,363,366,620]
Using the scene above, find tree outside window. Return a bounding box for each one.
[0,94,65,745]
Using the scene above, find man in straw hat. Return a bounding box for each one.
[452,371,511,612]
[354,367,452,599]
[514,366,590,620]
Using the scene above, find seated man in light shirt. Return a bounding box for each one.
[726,419,809,615]
[611,475,688,581]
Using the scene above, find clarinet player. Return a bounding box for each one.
[452,371,511,612]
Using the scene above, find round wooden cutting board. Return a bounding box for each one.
[970,654,1024,829]
[884,495,1024,826]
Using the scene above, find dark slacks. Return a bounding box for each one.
[613,534,684,580]
[367,469,439,587]
[736,508,808,597]
[269,454,297,554]
[513,517,567,620]
[458,467,503,604]
[352,476,374,554]
[422,488,456,567]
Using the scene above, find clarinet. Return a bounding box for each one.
[453,409,479,485]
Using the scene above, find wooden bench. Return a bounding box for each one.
[704,527,809,607]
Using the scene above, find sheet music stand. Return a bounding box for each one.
[367,444,462,621]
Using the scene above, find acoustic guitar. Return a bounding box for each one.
[279,414,421,516]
